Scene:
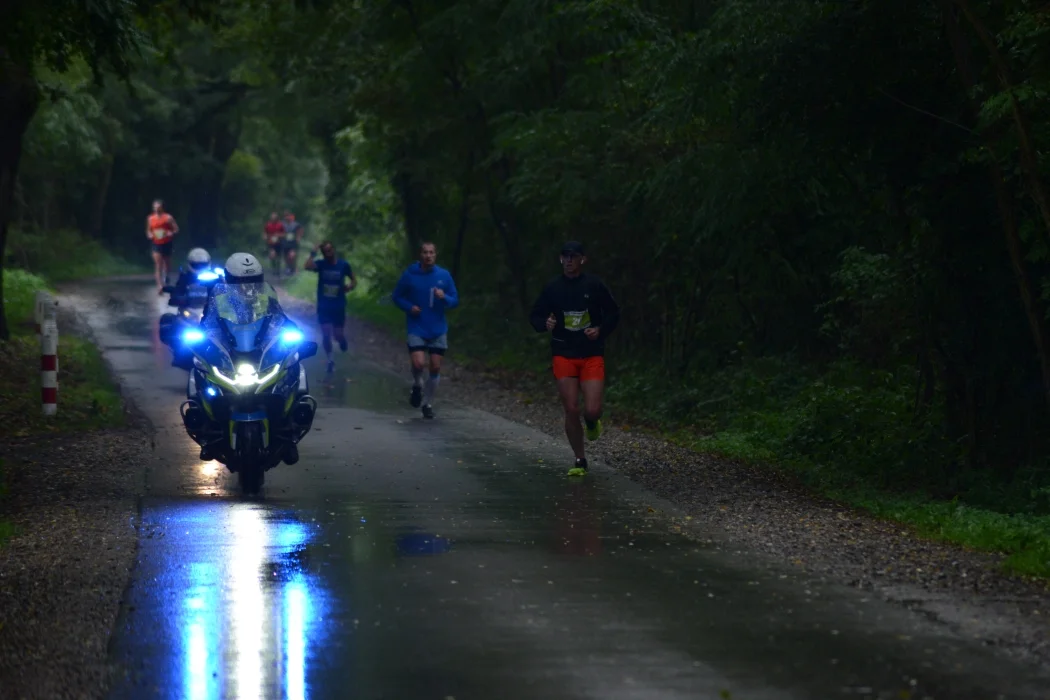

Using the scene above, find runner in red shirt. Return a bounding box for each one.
[263,211,284,274]
[146,199,179,293]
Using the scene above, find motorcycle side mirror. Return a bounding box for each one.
[298,341,318,360]
[158,313,177,347]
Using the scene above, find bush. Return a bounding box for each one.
[6,227,138,282]
[3,269,49,331]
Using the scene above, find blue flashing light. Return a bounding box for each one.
[183,329,205,344]
[205,387,217,397]
[281,329,304,344]
[196,271,219,282]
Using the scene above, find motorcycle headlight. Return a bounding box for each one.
[213,363,281,393]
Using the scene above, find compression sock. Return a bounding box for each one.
[423,372,441,405]
[338,335,348,352]
[412,367,424,387]
[323,336,333,357]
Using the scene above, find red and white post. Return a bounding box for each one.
[34,290,55,339]
[40,295,58,416]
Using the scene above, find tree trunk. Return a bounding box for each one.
[937,0,1050,409]
[953,0,1050,246]
[392,151,427,255]
[485,174,529,313]
[451,151,474,280]
[186,114,241,250]
[0,59,40,341]
[90,153,114,238]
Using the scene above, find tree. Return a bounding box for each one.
[0,0,142,339]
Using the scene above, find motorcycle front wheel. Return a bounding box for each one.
[235,422,265,495]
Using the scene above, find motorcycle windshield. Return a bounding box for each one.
[212,282,282,326]
[222,317,267,353]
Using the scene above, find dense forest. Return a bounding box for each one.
[4,0,1050,525]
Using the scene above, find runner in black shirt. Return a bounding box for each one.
[529,241,620,475]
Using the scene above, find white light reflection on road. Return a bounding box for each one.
[230,506,266,700]
[284,575,309,700]
[175,504,321,700]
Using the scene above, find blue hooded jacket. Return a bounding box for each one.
[392,262,460,338]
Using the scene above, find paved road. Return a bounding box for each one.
[63,277,1050,699]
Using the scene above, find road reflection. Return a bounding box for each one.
[554,481,603,557]
[175,504,323,700]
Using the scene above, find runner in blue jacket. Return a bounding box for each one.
[392,241,460,418]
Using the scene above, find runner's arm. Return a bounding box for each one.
[392,271,414,313]
[440,273,459,309]
[345,262,357,289]
[170,217,179,234]
[596,280,620,339]
[528,285,554,332]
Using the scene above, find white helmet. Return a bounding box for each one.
[187,247,211,271]
[224,252,264,284]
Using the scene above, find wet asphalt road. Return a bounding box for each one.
[61,277,1050,700]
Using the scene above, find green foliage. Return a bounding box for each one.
[2,269,48,332]
[5,228,143,282]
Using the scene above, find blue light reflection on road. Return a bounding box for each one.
[183,562,218,700]
[170,503,325,700]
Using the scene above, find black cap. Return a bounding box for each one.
[561,240,585,256]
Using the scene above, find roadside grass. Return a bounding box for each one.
[1,232,131,544]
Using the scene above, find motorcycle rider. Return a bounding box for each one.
[198,252,303,463]
[166,248,221,310]
[202,252,286,330]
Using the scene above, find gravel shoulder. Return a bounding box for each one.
[0,306,151,700]
[279,289,1050,669]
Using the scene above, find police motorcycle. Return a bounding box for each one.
[162,247,225,323]
[158,253,319,494]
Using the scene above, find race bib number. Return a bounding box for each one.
[563,310,591,331]
[322,283,340,298]
[150,228,166,240]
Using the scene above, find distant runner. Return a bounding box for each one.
[146,199,179,293]
[304,240,356,374]
[392,242,460,419]
[528,241,620,475]
[281,211,304,276]
[263,211,284,274]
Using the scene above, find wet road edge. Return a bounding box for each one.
[0,291,155,700]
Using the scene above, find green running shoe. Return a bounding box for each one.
[567,458,588,477]
[585,418,603,442]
